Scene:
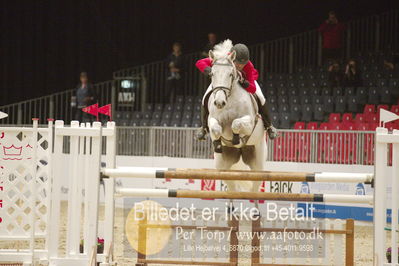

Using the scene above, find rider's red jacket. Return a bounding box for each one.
[195,58,258,94]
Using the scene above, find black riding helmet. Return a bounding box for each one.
[231,44,249,65]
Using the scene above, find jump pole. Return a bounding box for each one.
[114,188,374,204]
[102,167,374,183]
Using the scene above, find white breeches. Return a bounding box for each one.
[202,81,266,105]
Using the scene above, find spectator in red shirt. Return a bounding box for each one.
[195,43,277,141]
[319,11,346,62]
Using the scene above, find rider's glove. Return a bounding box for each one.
[203,67,212,77]
[239,79,250,89]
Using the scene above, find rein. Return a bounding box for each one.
[211,61,238,97]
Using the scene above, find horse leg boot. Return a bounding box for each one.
[256,98,278,140]
[209,117,223,153]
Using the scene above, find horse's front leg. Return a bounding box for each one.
[209,117,223,153]
[231,115,254,145]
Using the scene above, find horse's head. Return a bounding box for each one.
[209,50,237,109]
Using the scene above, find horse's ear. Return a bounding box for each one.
[228,50,236,62]
[209,50,215,60]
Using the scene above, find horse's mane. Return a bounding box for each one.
[211,39,233,60]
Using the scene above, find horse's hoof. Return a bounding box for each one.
[232,133,240,145]
[213,140,223,153]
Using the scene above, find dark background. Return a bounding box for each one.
[0,0,397,105]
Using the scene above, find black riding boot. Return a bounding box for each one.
[258,100,278,139]
[195,105,209,140]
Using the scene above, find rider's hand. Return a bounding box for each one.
[204,67,212,77]
[239,79,250,89]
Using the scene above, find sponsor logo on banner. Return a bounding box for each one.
[301,182,310,194]
[270,181,293,193]
[201,179,216,200]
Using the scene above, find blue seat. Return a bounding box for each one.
[323,96,334,113]
[266,88,277,98]
[312,96,323,105]
[300,96,311,105]
[333,87,344,97]
[150,119,160,126]
[182,111,192,120]
[290,104,301,122]
[181,119,192,128]
[269,104,278,113]
[141,111,152,120]
[183,103,194,112]
[279,104,289,113]
[270,113,280,128]
[175,95,184,104]
[288,88,298,97]
[154,103,164,112]
[277,96,289,105]
[172,112,182,120]
[344,87,355,96]
[139,119,150,126]
[377,79,388,87]
[321,87,332,96]
[301,104,313,122]
[356,87,368,104]
[335,96,347,113]
[313,104,325,121]
[287,81,297,88]
[279,113,291,129]
[185,96,195,104]
[174,103,183,112]
[368,87,379,105]
[152,111,162,120]
[164,104,173,112]
[309,88,321,96]
[144,104,153,112]
[268,96,278,105]
[289,96,300,105]
[379,87,393,104]
[132,111,141,120]
[347,96,359,113]
[277,87,288,97]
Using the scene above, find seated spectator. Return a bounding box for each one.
[343,59,362,87]
[166,42,184,103]
[72,72,96,122]
[328,61,343,88]
[318,11,346,63]
[201,32,218,58]
[384,54,399,78]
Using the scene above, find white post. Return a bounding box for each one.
[48,120,65,258]
[374,127,388,265]
[44,119,54,256]
[66,121,81,256]
[102,122,116,265]
[85,121,102,264]
[391,129,399,265]
[29,119,39,264]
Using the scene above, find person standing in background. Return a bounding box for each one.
[72,72,96,122]
[201,33,218,58]
[319,11,346,63]
[166,42,185,103]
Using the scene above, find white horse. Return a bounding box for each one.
[206,40,266,195]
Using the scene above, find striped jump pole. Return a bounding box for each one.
[114,188,374,204]
[102,167,374,183]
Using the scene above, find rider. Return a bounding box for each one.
[195,43,278,140]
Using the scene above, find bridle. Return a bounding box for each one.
[210,61,238,99]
